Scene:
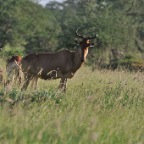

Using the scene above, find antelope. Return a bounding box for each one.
[6,55,22,85]
[20,29,97,91]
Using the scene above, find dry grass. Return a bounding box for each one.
[0,59,144,144]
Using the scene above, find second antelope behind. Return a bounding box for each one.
[21,28,97,91]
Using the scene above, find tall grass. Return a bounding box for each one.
[0,63,144,144]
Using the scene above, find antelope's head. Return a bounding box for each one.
[74,28,97,62]
[74,28,97,48]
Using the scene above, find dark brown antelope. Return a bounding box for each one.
[20,29,97,91]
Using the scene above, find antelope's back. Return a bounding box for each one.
[20,50,74,75]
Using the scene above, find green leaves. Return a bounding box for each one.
[0,0,143,67]
[0,0,60,52]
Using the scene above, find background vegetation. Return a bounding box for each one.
[0,66,144,144]
[0,0,144,68]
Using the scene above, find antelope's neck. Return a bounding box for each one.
[75,47,89,64]
[72,47,89,73]
[77,46,89,63]
[82,47,89,61]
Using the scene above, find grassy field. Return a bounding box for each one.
[0,60,144,144]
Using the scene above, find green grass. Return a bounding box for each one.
[0,61,144,144]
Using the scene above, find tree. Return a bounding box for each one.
[0,0,17,50]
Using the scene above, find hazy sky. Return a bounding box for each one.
[39,0,64,6]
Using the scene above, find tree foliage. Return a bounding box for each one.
[0,0,60,53]
[0,0,143,66]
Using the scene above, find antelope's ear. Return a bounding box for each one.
[90,43,95,48]
[74,39,80,45]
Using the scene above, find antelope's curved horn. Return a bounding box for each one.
[75,28,85,38]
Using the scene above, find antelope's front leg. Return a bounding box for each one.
[59,78,67,92]
[21,74,32,91]
[31,76,38,90]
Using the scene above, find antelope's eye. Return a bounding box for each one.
[87,40,90,44]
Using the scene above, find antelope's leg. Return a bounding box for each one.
[59,78,67,92]
[31,76,38,90]
[19,72,22,84]
[6,61,20,86]
[14,69,21,85]
[21,74,32,91]
[17,68,23,84]
[6,64,14,86]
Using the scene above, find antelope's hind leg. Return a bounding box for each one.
[31,76,38,90]
[58,78,67,92]
[21,74,33,91]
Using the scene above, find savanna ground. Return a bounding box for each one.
[0,58,144,144]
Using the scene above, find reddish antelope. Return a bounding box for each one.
[20,29,97,91]
[6,55,22,85]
